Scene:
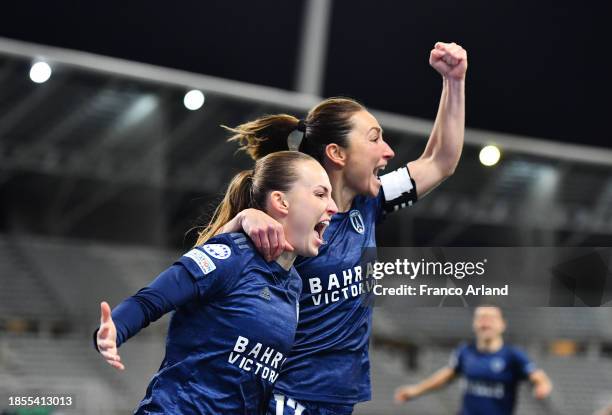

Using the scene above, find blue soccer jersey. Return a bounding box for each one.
[450,343,536,415]
[105,232,301,414]
[274,166,417,405]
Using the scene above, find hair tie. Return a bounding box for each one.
[288,119,307,151]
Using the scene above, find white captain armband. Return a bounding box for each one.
[380,166,418,213]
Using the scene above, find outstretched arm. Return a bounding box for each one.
[394,366,456,403]
[94,264,199,370]
[530,369,553,399]
[407,42,467,199]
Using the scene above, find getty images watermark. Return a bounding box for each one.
[369,257,508,297]
[350,247,612,307]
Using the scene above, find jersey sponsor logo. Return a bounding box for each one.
[349,210,365,234]
[308,262,377,305]
[229,336,286,383]
[490,357,506,373]
[184,249,216,276]
[465,380,505,399]
[203,243,232,259]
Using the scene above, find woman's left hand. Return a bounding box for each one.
[429,42,468,81]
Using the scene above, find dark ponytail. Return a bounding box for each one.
[225,114,300,161]
[227,98,365,164]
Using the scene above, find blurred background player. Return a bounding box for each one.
[94,151,337,414]
[395,306,553,415]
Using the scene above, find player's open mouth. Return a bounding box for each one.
[313,220,330,244]
[373,165,386,180]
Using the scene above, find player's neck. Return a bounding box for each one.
[476,336,504,353]
[328,171,357,213]
[276,251,297,271]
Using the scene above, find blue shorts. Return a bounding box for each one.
[267,394,354,415]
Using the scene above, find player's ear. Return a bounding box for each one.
[268,191,289,216]
[324,143,347,168]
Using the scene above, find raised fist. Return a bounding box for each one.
[430,42,468,81]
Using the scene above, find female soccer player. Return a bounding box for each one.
[395,306,553,415]
[94,151,338,414]
[220,42,467,414]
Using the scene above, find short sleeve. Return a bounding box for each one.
[449,346,465,374]
[176,239,241,301]
[512,348,537,379]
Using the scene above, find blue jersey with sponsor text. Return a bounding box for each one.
[273,193,384,404]
[450,343,536,415]
[111,233,301,415]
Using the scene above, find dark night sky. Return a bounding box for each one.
[1,1,610,149]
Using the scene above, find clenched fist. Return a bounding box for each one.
[430,42,468,81]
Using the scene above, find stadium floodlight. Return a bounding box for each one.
[183,89,205,111]
[479,145,501,167]
[29,61,52,83]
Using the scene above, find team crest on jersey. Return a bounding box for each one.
[490,357,506,373]
[349,210,365,234]
[203,244,232,259]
